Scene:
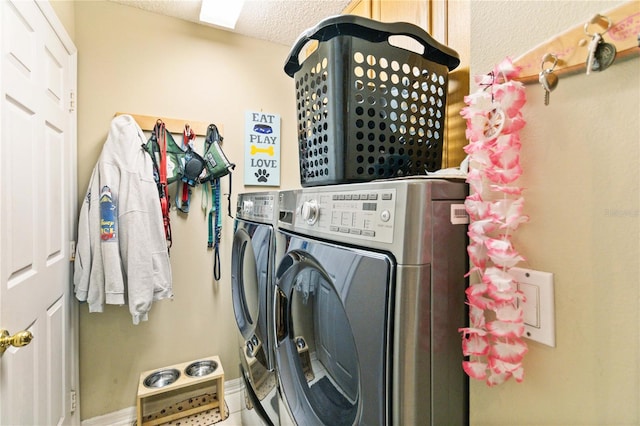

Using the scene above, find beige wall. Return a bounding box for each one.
[469,1,639,424]
[73,1,300,419]
[49,0,75,40]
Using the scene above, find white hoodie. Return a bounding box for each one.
[74,114,173,324]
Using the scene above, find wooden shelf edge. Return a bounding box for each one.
[115,112,221,137]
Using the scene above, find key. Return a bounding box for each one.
[539,69,558,106]
[585,32,602,75]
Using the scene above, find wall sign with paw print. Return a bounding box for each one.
[244,111,281,186]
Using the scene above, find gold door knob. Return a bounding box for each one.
[0,329,33,355]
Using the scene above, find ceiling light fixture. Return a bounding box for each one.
[199,0,245,29]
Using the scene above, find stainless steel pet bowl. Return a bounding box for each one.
[185,360,218,377]
[143,368,180,388]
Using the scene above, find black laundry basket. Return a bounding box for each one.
[284,15,460,187]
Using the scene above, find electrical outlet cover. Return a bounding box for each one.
[510,267,556,347]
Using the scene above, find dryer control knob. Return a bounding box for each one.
[301,200,319,224]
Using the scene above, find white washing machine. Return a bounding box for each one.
[232,192,280,425]
[273,178,469,425]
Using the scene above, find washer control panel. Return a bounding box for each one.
[237,193,275,222]
[295,188,397,243]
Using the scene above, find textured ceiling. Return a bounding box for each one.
[109,0,352,46]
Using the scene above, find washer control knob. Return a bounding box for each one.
[380,210,391,222]
[301,200,319,224]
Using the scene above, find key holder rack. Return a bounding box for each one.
[512,1,640,84]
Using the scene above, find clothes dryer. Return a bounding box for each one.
[232,191,280,425]
[274,178,469,425]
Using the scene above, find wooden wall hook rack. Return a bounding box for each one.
[513,1,640,84]
[115,112,217,137]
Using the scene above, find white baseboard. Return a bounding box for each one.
[81,377,244,426]
[81,406,137,426]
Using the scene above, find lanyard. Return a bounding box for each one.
[203,179,222,280]
[155,120,171,250]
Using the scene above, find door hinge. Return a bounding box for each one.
[69,91,76,112]
[70,389,77,413]
[70,240,76,262]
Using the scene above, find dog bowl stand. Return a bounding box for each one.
[136,355,225,426]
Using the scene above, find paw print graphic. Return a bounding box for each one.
[255,169,270,183]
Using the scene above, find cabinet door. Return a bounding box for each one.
[341,0,470,170]
[442,0,470,169]
[379,0,429,30]
[377,0,470,169]
[343,0,373,18]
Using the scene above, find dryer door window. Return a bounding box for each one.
[231,223,271,342]
[275,234,393,426]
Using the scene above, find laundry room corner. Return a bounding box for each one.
[72,1,299,420]
[39,0,639,424]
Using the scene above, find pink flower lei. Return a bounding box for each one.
[459,58,529,386]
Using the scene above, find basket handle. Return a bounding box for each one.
[284,14,460,77]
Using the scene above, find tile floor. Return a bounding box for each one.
[217,410,243,425]
[217,384,279,425]
[216,357,330,425]
[217,385,244,425]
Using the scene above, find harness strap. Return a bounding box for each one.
[181,183,190,204]
[179,124,196,213]
[174,181,189,213]
[200,123,232,280]
[155,120,172,249]
[203,124,234,219]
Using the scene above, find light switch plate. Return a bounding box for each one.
[510,267,556,347]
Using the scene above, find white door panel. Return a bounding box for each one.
[0,0,77,424]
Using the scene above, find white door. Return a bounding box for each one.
[0,0,78,424]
